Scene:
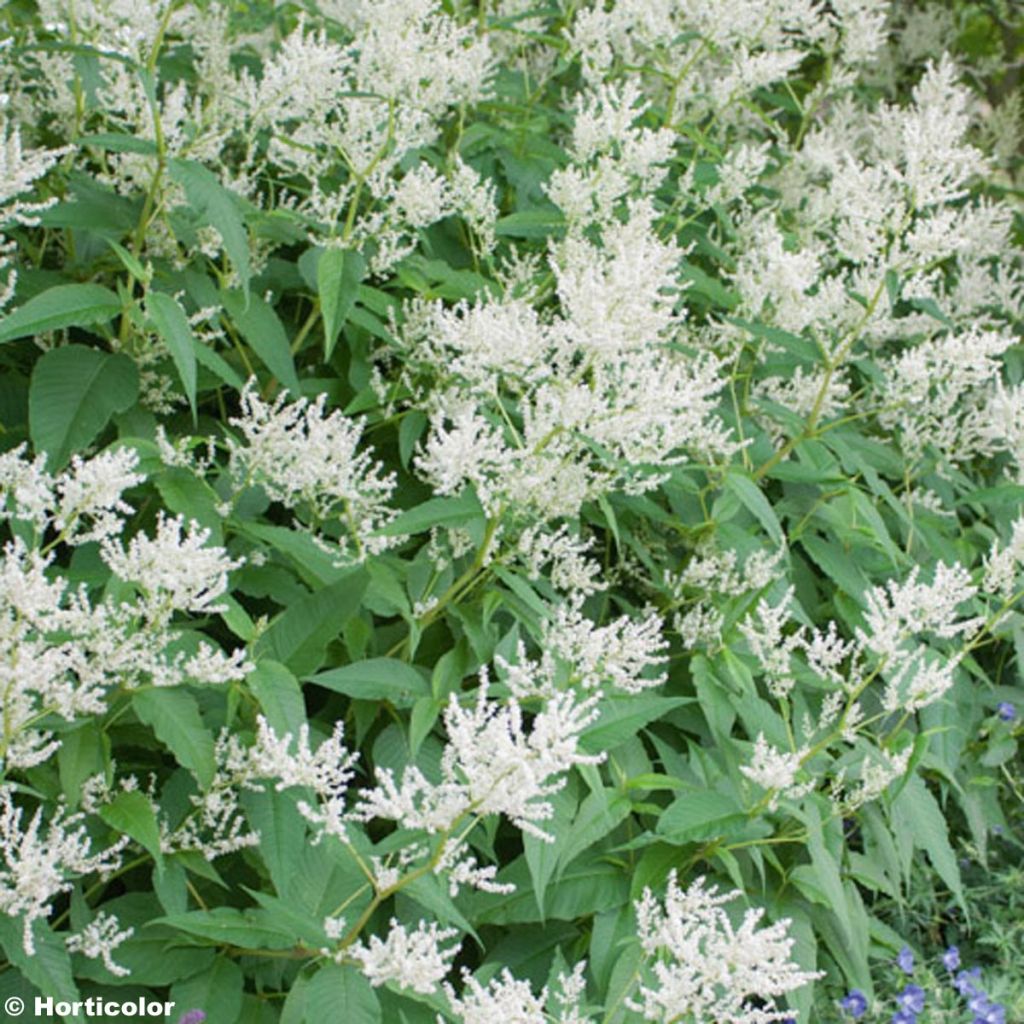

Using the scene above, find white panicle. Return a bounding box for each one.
[0,787,128,955]
[65,912,134,977]
[229,383,400,562]
[629,872,820,1023]
[349,918,460,994]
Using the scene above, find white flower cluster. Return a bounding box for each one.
[0,787,128,955]
[18,0,495,271]
[0,102,69,310]
[440,876,815,1024]
[353,676,604,843]
[498,599,668,699]
[228,383,400,563]
[348,918,459,994]
[739,734,812,810]
[722,51,1022,468]
[401,202,737,523]
[736,560,987,810]
[669,543,787,650]
[0,448,248,770]
[66,912,134,977]
[629,872,820,1023]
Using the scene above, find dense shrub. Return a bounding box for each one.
[0,1,1021,1021]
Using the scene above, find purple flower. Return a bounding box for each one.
[897,984,925,1015]
[177,1013,207,1024]
[891,1011,918,1024]
[896,946,915,974]
[973,1001,1006,1024]
[941,945,960,971]
[955,968,982,997]
[997,701,1016,722]
[841,989,869,1018]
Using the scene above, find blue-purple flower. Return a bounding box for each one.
[891,1011,917,1024]
[896,946,915,974]
[955,967,982,997]
[177,1013,207,1024]
[997,701,1016,722]
[941,945,960,971]
[897,984,925,1015]
[841,989,869,1018]
[972,1000,1007,1024]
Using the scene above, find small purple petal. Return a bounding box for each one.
[841,989,869,1018]
[954,967,982,997]
[897,984,925,1015]
[896,945,915,974]
[941,945,960,971]
[178,1012,207,1024]
[997,701,1016,722]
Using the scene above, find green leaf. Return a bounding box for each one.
[494,208,566,239]
[378,491,485,537]
[807,831,851,941]
[100,790,164,870]
[169,159,251,299]
[893,775,966,911]
[133,688,216,789]
[723,471,784,546]
[80,133,159,156]
[222,289,300,395]
[242,789,308,901]
[248,661,306,737]
[29,346,139,469]
[256,571,368,675]
[305,964,381,1024]
[170,957,244,1024]
[524,783,578,919]
[58,724,105,810]
[317,248,366,359]
[555,788,632,873]
[0,283,121,343]
[193,336,245,390]
[472,857,629,925]
[657,790,747,844]
[0,918,78,1003]
[155,467,224,539]
[154,908,297,950]
[580,696,690,754]
[311,658,429,706]
[147,291,198,418]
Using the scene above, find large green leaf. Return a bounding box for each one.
[304,964,381,1024]
[656,789,747,844]
[256,571,368,675]
[378,491,485,537]
[29,345,138,468]
[169,159,252,299]
[317,247,366,359]
[0,918,78,1004]
[247,660,306,737]
[100,790,164,870]
[170,958,244,1024]
[893,775,966,911]
[146,290,198,418]
[133,688,216,789]
[154,908,298,950]
[242,788,308,901]
[222,289,300,395]
[580,696,691,754]
[310,657,429,707]
[0,283,121,343]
